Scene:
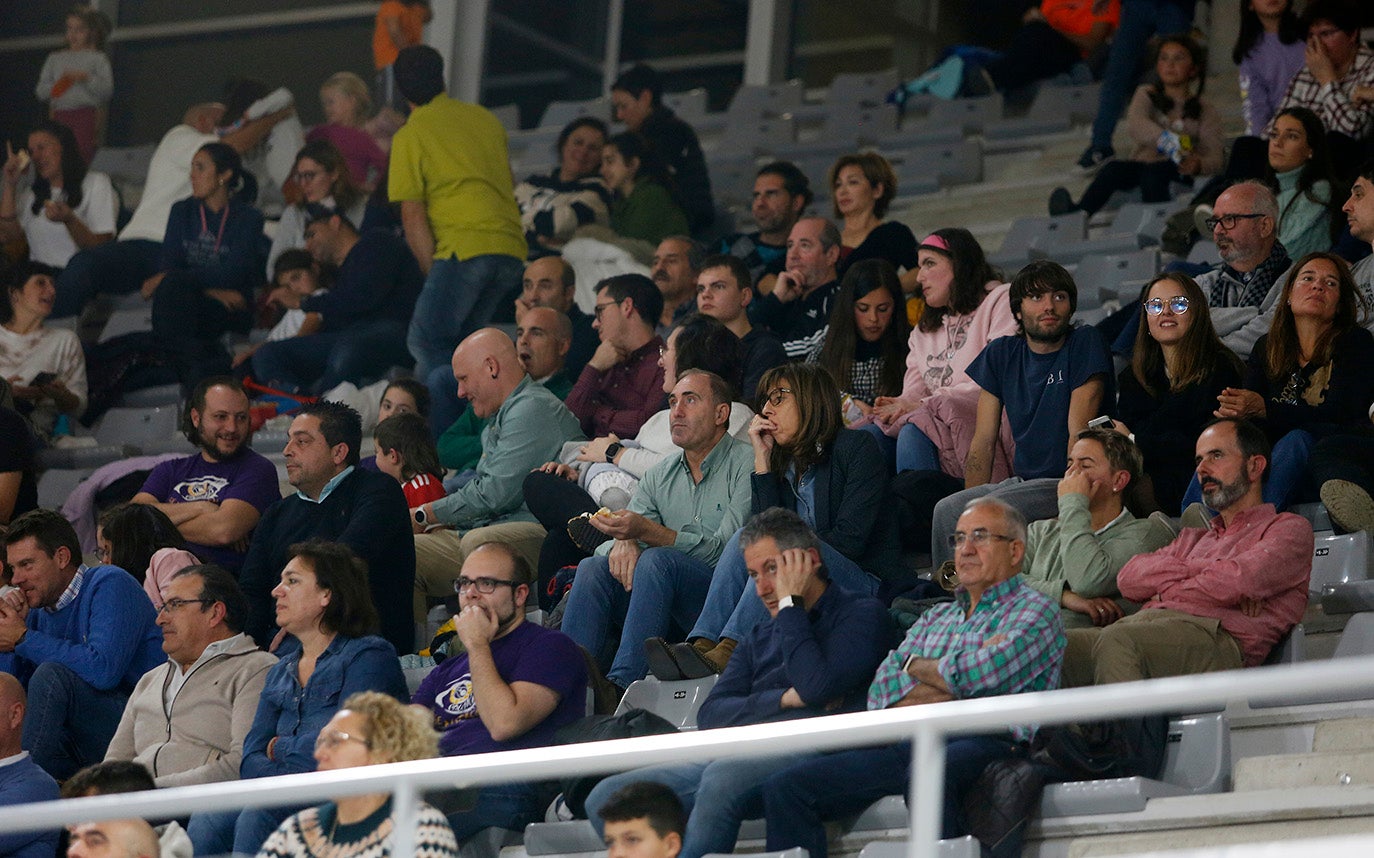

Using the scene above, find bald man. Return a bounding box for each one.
[68,818,160,858]
[514,257,596,377]
[411,328,585,630]
[0,674,60,858]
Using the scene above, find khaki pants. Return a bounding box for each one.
[1062,608,1244,688]
[413,522,547,626]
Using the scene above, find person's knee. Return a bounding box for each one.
[28,660,82,701]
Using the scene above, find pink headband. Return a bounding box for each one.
[919,234,951,253]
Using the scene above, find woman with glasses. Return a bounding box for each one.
[1117,273,1244,513]
[1189,252,1374,511]
[650,362,900,676]
[96,503,199,607]
[256,691,458,858]
[190,540,407,857]
[266,139,370,276]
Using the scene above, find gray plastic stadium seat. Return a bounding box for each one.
[1111,201,1182,246]
[704,850,808,858]
[664,88,709,121]
[989,212,1088,270]
[984,83,1094,140]
[706,157,761,208]
[827,69,900,108]
[719,115,797,158]
[89,144,158,185]
[1263,624,1305,665]
[1187,241,1222,266]
[1289,501,1333,532]
[539,97,611,129]
[1038,712,1230,817]
[859,837,981,858]
[37,468,93,511]
[403,665,434,696]
[924,94,1002,135]
[94,405,182,449]
[1072,248,1161,308]
[36,444,131,471]
[728,81,804,119]
[1335,613,1374,658]
[490,104,521,131]
[1027,231,1145,266]
[1309,530,1373,597]
[887,140,983,188]
[119,384,182,408]
[614,676,718,730]
[523,820,602,856]
[97,307,154,344]
[821,103,899,145]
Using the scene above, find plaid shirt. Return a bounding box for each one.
[1273,46,1374,141]
[49,565,87,614]
[1203,241,1290,310]
[867,574,1064,742]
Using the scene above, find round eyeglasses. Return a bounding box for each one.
[1144,296,1189,316]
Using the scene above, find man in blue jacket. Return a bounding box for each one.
[0,510,164,780]
[251,206,423,394]
[581,508,890,858]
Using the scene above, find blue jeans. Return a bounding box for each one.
[562,548,715,688]
[762,737,1021,858]
[586,754,812,858]
[1180,428,1314,512]
[251,318,412,394]
[23,661,129,781]
[856,423,897,467]
[1090,0,1196,150]
[897,423,942,473]
[188,804,301,856]
[407,253,523,379]
[930,477,1062,567]
[688,528,878,644]
[448,783,542,841]
[54,238,162,318]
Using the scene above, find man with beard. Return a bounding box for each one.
[1062,418,1312,685]
[927,260,1114,570]
[651,236,704,334]
[714,162,812,288]
[133,377,280,575]
[411,541,587,840]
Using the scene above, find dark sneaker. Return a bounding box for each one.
[1048,187,1075,216]
[1075,145,1114,174]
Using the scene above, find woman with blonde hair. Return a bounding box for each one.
[255,691,458,858]
[306,71,389,192]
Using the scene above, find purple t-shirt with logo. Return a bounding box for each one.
[138,449,282,572]
[413,621,588,757]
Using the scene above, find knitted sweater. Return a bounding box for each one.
[105,633,278,787]
[256,799,458,858]
[0,753,59,858]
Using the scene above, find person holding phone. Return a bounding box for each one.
[0,261,86,439]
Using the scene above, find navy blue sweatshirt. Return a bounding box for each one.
[696,583,890,728]
[302,229,423,332]
[159,197,265,296]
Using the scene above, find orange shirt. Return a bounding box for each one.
[373,1,428,69]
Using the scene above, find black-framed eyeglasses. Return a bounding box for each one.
[1144,296,1190,316]
[1204,213,1264,231]
[454,576,519,594]
[763,387,793,407]
[157,598,215,616]
[593,300,620,320]
[314,730,371,751]
[947,529,1015,549]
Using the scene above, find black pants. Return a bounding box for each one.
[524,470,599,610]
[150,270,250,389]
[983,21,1084,92]
[1078,159,1183,215]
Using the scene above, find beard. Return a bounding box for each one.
[1201,472,1250,511]
[198,428,245,462]
[1023,314,1069,344]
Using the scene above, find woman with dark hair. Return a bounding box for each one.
[867,229,1017,474]
[659,361,900,675]
[813,258,910,420]
[600,131,689,245]
[524,314,754,607]
[190,540,407,856]
[1194,252,1374,509]
[145,141,266,387]
[0,262,87,437]
[266,139,370,276]
[1,119,116,271]
[1050,35,1222,216]
[1266,106,1340,258]
[1116,272,1244,512]
[1235,0,1306,137]
[828,152,920,295]
[514,116,612,254]
[96,503,199,606]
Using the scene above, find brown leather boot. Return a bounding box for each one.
[702,637,737,672]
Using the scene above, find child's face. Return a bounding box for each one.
[65,15,92,50]
[1156,42,1197,87]
[603,819,680,858]
[373,439,405,483]
[277,267,320,298]
[378,388,419,421]
[320,87,359,126]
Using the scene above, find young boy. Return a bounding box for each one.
[234,249,327,368]
[599,781,685,858]
[374,411,447,511]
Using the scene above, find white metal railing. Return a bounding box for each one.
[0,657,1371,858]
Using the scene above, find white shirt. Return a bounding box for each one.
[0,324,88,429]
[119,124,218,242]
[17,171,117,268]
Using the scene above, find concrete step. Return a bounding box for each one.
[1315,718,1374,753]
[1234,749,1374,791]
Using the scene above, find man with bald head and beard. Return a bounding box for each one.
[412,328,584,631]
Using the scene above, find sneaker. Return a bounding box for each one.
[1193,203,1215,238]
[566,511,612,553]
[1321,480,1374,534]
[1074,145,1115,174]
[1048,187,1075,216]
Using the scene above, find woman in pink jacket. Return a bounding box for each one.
[863,228,1019,475]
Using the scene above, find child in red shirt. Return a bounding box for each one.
[374,412,446,508]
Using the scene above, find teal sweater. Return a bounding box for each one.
[1275,169,1332,260]
[2,565,163,691]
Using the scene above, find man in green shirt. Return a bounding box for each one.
[561,370,754,691]
[1019,428,1174,628]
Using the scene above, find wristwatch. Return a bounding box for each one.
[778,595,802,611]
[605,442,623,463]
[413,507,428,527]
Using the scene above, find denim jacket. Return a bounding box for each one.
[240,634,406,780]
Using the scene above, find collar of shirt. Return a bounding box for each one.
[50,565,87,614]
[0,751,29,769]
[1095,507,1130,536]
[1206,502,1277,536]
[954,573,1023,613]
[296,466,354,503]
[169,633,244,680]
[673,430,733,483]
[624,336,663,367]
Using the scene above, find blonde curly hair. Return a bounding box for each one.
[340,691,438,764]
